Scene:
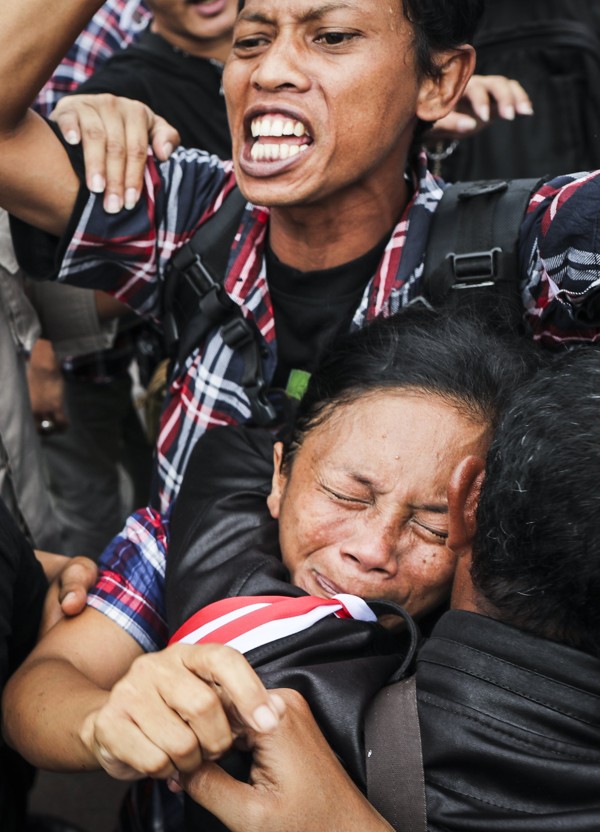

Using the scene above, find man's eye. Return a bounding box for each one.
[315,31,358,46]
[234,36,269,51]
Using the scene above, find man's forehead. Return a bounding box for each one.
[237,0,399,14]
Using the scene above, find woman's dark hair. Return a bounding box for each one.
[281,305,539,470]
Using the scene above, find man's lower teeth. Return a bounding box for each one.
[251,143,308,161]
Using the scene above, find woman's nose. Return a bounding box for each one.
[339,523,399,575]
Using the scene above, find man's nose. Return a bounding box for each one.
[251,35,311,93]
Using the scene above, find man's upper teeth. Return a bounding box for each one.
[251,116,307,138]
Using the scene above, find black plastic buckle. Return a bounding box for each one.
[221,316,254,349]
[448,247,501,290]
[246,379,278,426]
[183,254,220,296]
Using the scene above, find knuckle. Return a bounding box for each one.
[126,142,150,161]
[105,139,126,159]
[82,124,108,143]
[144,754,174,779]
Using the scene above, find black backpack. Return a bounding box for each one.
[161,176,545,427]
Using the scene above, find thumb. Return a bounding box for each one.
[147,111,180,161]
[182,762,259,831]
[58,556,98,616]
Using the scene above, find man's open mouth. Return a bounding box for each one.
[248,113,313,163]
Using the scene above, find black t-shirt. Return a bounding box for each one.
[0,499,47,831]
[76,27,231,157]
[267,232,390,389]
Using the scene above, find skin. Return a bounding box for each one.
[3,391,489,780]
[149,0,238,62]
[35,551,99,632]
[268,390,490,618]
[179,455,491,832]
[223,0,474,269]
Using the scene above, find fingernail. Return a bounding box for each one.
[90,174,105,193]
[516,101,534,116]
[105,194,122,214]
[124,188,138,210]
[456,116,478,132]
[477,105,490,123]
[63,591,76,605]
[252,704,279,732]
[65,130,80,145]
[501,105,515,121]
[162,142,174,158]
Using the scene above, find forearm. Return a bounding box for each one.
[0,0,102,133]
[2,655,108,770]
[35,549,69,583]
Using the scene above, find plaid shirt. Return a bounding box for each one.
[35,0,150,117]
[33,147,600,652]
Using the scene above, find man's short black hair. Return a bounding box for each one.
[472,348,600,657]
[237,1,484,77]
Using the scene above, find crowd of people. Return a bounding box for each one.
[1,1,600,831]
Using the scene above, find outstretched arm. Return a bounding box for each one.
[2,608,283,780]
[0,0,101,234]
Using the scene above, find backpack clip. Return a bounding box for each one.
[448,246,502,289]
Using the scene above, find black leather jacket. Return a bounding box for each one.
[167,425,415,831]
[419,610,600,830]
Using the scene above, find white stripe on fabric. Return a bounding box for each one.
[177,602,271,645]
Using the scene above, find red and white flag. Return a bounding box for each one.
[169,593,376,655]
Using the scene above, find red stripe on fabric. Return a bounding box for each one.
[169,594,349,645]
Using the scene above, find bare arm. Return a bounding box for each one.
[35,552,99,632]
[0,0,102,234]
[183,689,393,832]
[2,608,141,770]
[2,609,283,779]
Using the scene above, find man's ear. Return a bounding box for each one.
[266,441,286,519]
[446,454,485,555]
[415,46,476,124]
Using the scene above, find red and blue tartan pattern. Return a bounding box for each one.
[70,148,600,652]
[34,0,151,117]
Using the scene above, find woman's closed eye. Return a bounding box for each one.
[320,484,371,507]
[412,517,448,541]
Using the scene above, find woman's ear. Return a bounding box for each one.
[446,454,485,555]
[266,441,286,519]
[415,46,476,124]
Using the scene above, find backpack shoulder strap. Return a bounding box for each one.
[365,675,426,832]
[163,186,277,426]
[422,177,546,331]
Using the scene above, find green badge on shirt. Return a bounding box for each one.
[286,369,311,401]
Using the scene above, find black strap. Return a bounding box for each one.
[365,675,427,832]
[421,177,546,332]
[163,187,277,426]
